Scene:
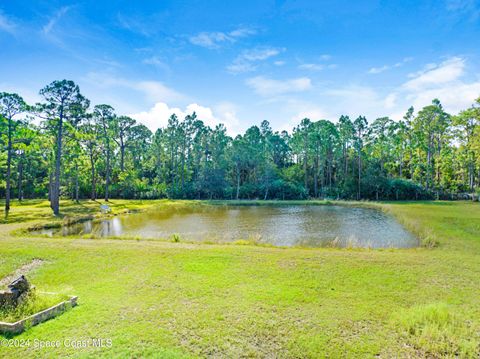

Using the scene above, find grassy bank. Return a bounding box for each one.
[0,200,479,357]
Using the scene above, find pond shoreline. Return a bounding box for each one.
[1,200,479,357]
[25,200,419,249]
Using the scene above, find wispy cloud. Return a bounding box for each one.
[42,6,70,35]
[298,63,324,71]
[445,0,480,20]
[85,72,184,103]
[117,14,151,36]
[227,47,284,74]
[142,56,171,73]
[0,11,16,34]
[246,76,312,96]
[321,56,479,122]
[297,55,336,71]
[321,84,390,120]
[368,57,413,74]
[403,57,464,90]
[384,56,480,119]
[189,27,256,49]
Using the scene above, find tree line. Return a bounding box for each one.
[1,80,479,215]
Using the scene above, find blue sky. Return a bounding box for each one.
[1,0,480,134]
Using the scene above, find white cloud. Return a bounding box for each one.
[226,62,257,73]
[84,72,184,103]
[241,48,280,61]
[274,60,286,66]
[404,81,480,115]
[246,76,312,97]
[130,101,242,134]
[324,85,384,119]
[403,57,465,90]
[368,57,413,74]
[0,11,16,34]
[290,108,327,123]
[227,47,284,74]
[407,63,437,78]
[297,55,336,71]
[276,99,330,132]
[322,57,480,122]
[189,32,230,48]
[298,63,324,71]
[368,65,389,74]
[117,14,153,37]
[134,81,183,103]
[0,83,41,106]
[42,6,70,35]
[213,102,242,134]
[142,56,170,72]
[189,27,256,49]
[384,93,397,109]
[385,56,480,118]
[229,27,256,38]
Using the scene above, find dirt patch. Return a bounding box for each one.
[0,259,45,289]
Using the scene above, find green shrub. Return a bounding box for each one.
[0,291,68,323]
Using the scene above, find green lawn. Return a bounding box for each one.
[0,200,479,357]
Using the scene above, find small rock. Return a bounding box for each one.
[0,275,31,309]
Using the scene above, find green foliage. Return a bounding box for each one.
[0,290,69,323]
[1,82,480,216]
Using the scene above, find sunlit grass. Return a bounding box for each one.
[393,303,479,357]
[0,199,478,357]
[0,291,69,323]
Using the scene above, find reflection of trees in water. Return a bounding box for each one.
[46,205,416,248]
[99,217,122,237]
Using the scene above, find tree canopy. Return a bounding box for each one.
[1,80,480,214]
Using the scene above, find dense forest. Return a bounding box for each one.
[1,80,480,215]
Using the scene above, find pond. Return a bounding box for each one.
[35,205,418,248]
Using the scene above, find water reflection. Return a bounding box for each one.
[36,205,418,248]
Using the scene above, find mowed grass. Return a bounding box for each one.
[0,200,479,357]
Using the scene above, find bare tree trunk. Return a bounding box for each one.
[48,168,53,202]
[5,116,13,217]
[357,149,362,200]
[120,145,125,172]
[426,135,432,190]
[236,163,240,200]
[314,152,319,198]
[328,149,333,188]
[304,152,308,196]
[17,152,23,201]
[181,138,186,195]
[399,153,403,177]
[75,163,79,203]
[51,111,63,216]
[90,154,96,200]
[105,142,110,202]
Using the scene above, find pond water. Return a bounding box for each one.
[35,205,418,248]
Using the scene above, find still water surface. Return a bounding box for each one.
[37,205,417,248]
